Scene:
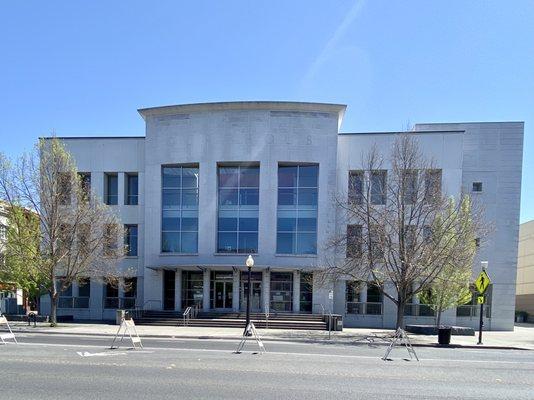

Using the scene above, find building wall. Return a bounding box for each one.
[516,220,534,320]
[43,104,524,330]
[415,122,524,330]
[141,103,342,314]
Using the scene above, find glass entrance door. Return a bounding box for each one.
[214,281,233,309]
[241,280,262,312]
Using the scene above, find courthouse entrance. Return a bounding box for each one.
[240,271,262,312]
[211,271,233,310]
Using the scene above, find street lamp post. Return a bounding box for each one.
[244,255,254,336]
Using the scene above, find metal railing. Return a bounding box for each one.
[346,302,383,315]
[456,305,491,318]
[313,303,326,316]
[183,307,192,326]
[404,303,435,317]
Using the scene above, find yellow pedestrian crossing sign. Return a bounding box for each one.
[475,270,491,294]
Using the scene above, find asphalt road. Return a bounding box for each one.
[0,333,533,400]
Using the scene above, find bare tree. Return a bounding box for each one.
[0,138,126,325]
[327,134,484,328]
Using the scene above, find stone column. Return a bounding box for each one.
[292,271,300,313]
[202,269,210,311]
[118,172,125,206]
[232,269,240,312]
[262,269,270,312]
[174,269,182,311]
[360,283,368,314]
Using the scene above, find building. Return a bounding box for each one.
[516,220,534,322]
[40,102,524,330]
[0,201,25,315]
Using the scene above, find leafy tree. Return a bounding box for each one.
[328,135,485,328]
[419,197,477,327]
[0,138,125,325]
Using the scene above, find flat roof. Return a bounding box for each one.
[339,129,465,136]
[40,136,145,140]
[138,101,347,126]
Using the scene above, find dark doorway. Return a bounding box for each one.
[163,270,175,310]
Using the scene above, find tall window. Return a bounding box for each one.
[348,171,364,204]
[402,170,418,205]
[104,173,118,205]
[123,277,137,308]
[217,165,259,253]
[277,164,318,255]
[58,172,71,205]
[125,224,138,257]
[182,271,204,308]
[103,224,118,256]
[161,165,199,253]
[370,170,386,205]
[78,172,91,202]
[424,169,441,201]
[346,225,362,258]
[125,173,138,205]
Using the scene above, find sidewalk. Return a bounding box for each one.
[4,320,534,350]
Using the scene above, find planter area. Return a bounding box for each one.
[406,324,475,336]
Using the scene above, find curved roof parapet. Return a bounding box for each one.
[138,101,347,129]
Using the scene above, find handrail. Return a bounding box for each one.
[183,306,192,326]
[313,303,325,316]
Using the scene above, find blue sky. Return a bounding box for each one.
[1,1,532,222]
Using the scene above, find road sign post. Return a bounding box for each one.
[474,264,490,346]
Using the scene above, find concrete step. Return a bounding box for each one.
[135,317,327,330]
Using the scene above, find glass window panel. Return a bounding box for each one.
[181,232,198,253]
[182,168,199,188]
[239,167,259,187]
[162,167,181,188]
[218,217,237,231]
[182,189,198,207]
[219,189,238,206]
[371,171,386,205]
[278,166,298,187]
[298,165,318,187]
[278,188,297,206]
[297,217,317,232]
[181,217,198,231]
[276,233,295,254]
[162,232,180,253]
[297,232,317,254]
[162,210,180,231]
[298,188,318,206]
[239,217,258,232]
[218,167,239,187]
[239,189,259,206]
[277,218,296,232]
[238,232,258,253]
[78,279,91,297]
[218,232,237,253]
[162,189,181,208]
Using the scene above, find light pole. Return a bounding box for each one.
[244,255,254,336]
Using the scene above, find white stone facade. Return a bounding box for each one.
[40,102,523,330]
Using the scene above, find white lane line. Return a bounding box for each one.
[13,342,534,365]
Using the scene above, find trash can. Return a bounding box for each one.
[116,310,125,325]
[438,326,452,345]
[328,315,343,331]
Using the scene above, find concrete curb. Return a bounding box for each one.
[9,328,531,351]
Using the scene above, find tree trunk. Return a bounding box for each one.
[396,299,405,329]
[436,310,442,328]
[50,293,58,327]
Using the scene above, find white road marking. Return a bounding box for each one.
[76,351,127,357]
[12,341,534,365]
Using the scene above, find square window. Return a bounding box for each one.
[472,182,483,192]
[218,232,238,253]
